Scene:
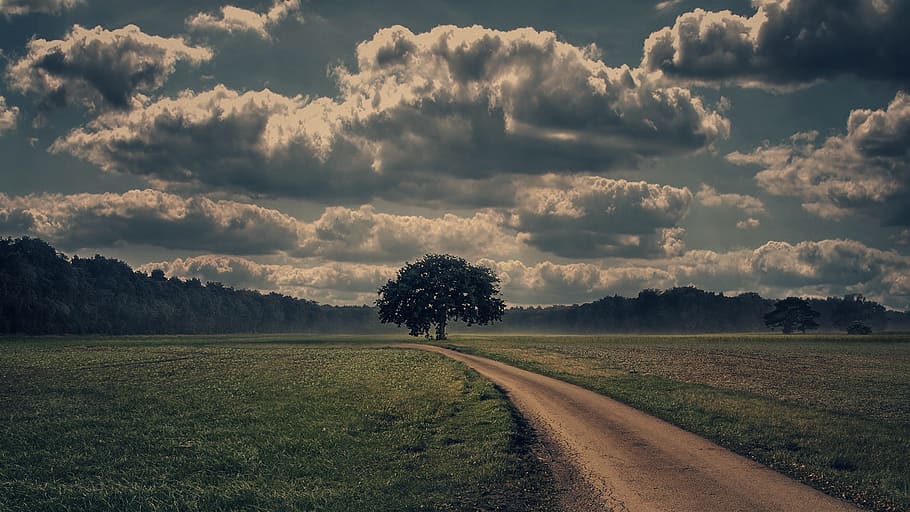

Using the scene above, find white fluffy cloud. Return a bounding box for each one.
[0,189,301,253]
[507,175,691,258]
[296,205,520,262]
[736,218,760,230]
[696,183,765,218]
[480,258,676,305]
[642,0,910,89]
[0,96,19,133]
[140,239,910,308]
[186,0,301,40]
[0,190,521,260]
[139,255,396,305]
[0,0,80,16]
[728,91,910,224]
[7,24,212,110]
[52,25,729,200]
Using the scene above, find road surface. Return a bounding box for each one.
[404,344,858,512]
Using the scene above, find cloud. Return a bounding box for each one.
[492,239,910,308]
[0,0,80,16]
[480,258,676,305]
[296,205,520,262]
[0,189,300,253]
[696,183,765,215]
[52,25,728,201]
[736,218,760,230]
[7,24,212,110]
[139,255,396,305]
[655,0,685,13]
[186,0,301,41]
[642,1,910,89]
[0,96,19,134]
[137,238,910,308]
[507,175,691,258]
[0,190,524,260]
[728,91,910,225]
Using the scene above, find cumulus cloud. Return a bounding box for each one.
[186,0,301,40]
[480,258,676,305]
[0,189,300,253]
[696,183,765,215]
[296,205,520,262]
[52,25,728,201]
[736,218,760,230]
[0,0,80,16]
[507,175,691,258]
[642,0,910,89]
[0,96,19,134]
[728,91,910,225]
[137,238,910,308]
[7,24,212,110]
[0,190,526,260]
[491,239,910,307]
[139,255,396,305]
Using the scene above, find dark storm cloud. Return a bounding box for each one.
[0,0,80,16]
[0,189,301,253]
[51,25,729,203]
[7,24,211,110]
[507,175,691,258]
[642,0,910,89]
[728,91,910,225]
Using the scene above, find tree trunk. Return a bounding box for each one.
[435,319,447,340]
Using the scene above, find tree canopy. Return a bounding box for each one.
[0,236,376,335]
[375,254,505,340]
[763,297,821,334]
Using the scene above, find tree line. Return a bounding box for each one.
[0,237,378,335]
[473,287,910,334]
[1,238,908,335]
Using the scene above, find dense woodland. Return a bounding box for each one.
[0,237,377,335]
[2,237,908,335]
[476,288,910,333]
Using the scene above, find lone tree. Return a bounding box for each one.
[376,254,505,340]
[846,320,872,335]
[763,297,820,334]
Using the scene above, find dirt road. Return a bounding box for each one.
[406,344,858,512]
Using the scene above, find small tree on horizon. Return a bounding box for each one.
[763,297,820,334]
[376,254,505,340]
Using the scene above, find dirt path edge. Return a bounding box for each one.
[399,343,859,512]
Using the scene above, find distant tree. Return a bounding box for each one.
[831,294,885,331]
[846,320,872,335]
[376,254,505,340]
[764,297,821,334]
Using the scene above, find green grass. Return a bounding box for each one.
[433,333,910,512]
[0,336,556,511]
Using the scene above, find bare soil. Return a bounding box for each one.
[405,344,860,512]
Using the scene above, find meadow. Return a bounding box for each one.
[437,333,910,512]
[0,335,555,511]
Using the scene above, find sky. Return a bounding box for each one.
[1,0,909,309]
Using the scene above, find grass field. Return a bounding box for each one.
[435,333,910,512]
[0,336,555,511]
